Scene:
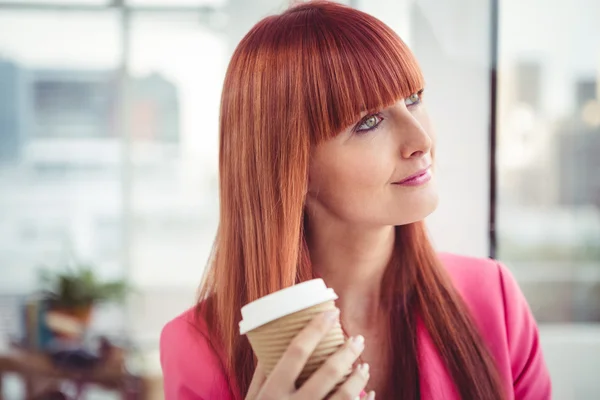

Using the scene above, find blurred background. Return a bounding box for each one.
[0,0,598,398]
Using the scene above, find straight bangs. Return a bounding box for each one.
[284,1,425,143]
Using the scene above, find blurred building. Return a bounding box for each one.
[0,60,179,145]
[0,59,26,164]
[556,79,600,208]
[31,69,118,140]
[497,59,560,207]
[130,73,180,143]
[515,61,543,113]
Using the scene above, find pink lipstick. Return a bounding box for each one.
[394,167,432,187]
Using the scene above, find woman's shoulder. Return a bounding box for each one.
[437,252,525,337]
[160,306,234,400]
[438,252,503,287]
[438,253,552,398]
[437,253,531,321]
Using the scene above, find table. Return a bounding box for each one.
[0,347,148,399]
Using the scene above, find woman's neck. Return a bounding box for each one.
[306,216,395,329]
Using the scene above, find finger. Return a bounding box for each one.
[328,363,372,400]
[246,363,267,400]
[267,308,340,388]
[299,335,365,398]
[362,390,376,400]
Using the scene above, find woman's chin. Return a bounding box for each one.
[392,192,439,226]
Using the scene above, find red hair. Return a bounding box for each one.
[198,1,504,399]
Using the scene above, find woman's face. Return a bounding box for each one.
[306,92,438,227]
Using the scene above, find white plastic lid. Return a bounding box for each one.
[239,278,338,335]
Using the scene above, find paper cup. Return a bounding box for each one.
[239,279,349,388]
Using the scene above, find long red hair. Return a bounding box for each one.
[198,1,504,399]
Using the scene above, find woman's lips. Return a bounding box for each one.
[393,167,432,186]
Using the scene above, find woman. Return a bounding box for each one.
[160,1,551,399]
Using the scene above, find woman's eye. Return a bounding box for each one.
[405,92,422,106]
[356,114,383,132]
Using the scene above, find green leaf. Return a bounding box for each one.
[36,260,131,309]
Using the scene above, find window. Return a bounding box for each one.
[0,10,123,298]
[497,0,600,324]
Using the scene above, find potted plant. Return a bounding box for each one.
[38,261,129,329]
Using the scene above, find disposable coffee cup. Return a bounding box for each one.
[239,279,349,388]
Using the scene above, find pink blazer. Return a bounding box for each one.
[160,253,552,399]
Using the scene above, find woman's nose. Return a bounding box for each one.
[399,117,432,159]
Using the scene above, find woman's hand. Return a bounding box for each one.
[245,309,375,400]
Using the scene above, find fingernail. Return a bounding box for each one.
[351,335,365,349]
[324,308,340,322]
[359,363,370,375]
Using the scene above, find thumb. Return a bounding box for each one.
[246,363,267,400]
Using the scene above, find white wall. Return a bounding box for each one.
[540,325,600,399]
[408,0,492,258]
